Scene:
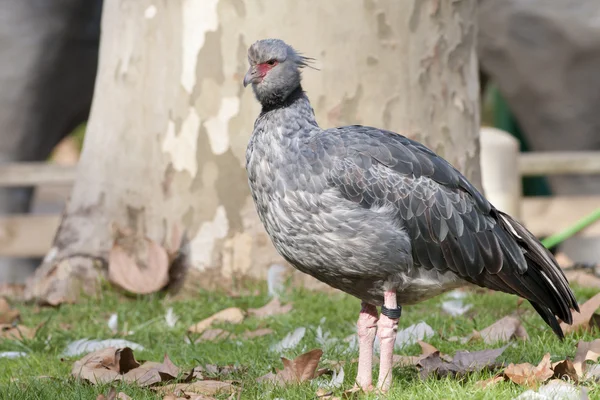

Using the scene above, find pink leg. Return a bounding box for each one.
[356,302,378,391]
[377,290,400,392]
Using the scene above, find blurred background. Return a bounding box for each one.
[0,0,598,287]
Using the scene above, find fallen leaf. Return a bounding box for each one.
[418,341,439,356]
[560,292,600,334]
[445,289,468,300]
[122,354,181,386]
[96,387,116,400]
[573,339,600,378]
[316,326,338,349]
[165,307,179,328]
[477,315,529,344]
[267,264,288,297]
[476,375,504,389]
[441,299,472,316]
[0,351,26,359]
[552,360,578,382]
[188,364,246,380]
[395,321,434,349]
[419,345,508,379]
[97,387,129,400]
[64,339,145,357]
[393,341,442,367]
[187,308,245,334]
[504,353,554,388]
[584,364,600,381]
[0,297,20,324]
[257,349,325,385]
[108,235,170,295]
[248,298,293,318]
[241,328,274,339]
[514,379,587,400]
[0,323,37,340]
[153,381,234,396]
[318,366,344,390]
[72,347,140,384]
[107,314,118,333]
[270,327,306,353]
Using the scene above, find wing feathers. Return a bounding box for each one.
[324,125,578,337]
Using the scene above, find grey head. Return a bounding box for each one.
[243,39,313,109]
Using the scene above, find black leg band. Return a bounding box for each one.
[381,304,402,319]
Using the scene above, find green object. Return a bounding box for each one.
[541,208,600,249]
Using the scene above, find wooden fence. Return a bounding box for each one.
[0,152,599,258]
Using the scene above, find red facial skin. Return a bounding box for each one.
[255,61,279,83]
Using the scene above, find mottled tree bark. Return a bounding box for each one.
[25,0,480,304]
[398,0,481,187]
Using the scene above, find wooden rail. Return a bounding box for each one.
[0,163,76,186]
[0,151,598,187]
[519,152,600,176]
[0,215,60,257]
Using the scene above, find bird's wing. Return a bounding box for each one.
[315,125,576,334]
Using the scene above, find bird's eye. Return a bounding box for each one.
[266,59,277,66]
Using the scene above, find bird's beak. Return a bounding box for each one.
[243,67,259,87]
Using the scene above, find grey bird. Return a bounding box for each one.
[243,38,579,392]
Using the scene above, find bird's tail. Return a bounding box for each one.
[497,211,579,339]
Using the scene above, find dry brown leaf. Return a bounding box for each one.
[122,354,181,386]
[241,328,274,339]
[71,347,140,384]
[153,381,235,396]
[551,360,578,382]
[417,341,439,356]
[257,349,324,385]
[247,298,293,318]
[96,387,116,400]
[0,323,37,340]
[419,345,508,379]
[573,339,600,378]
[503,353,553,388]
[108,237,170,295]
[193,364,246,378]
[392,341,441,367]
[477,315,528,344]
[96,388,132,400]
[476,375,504,389]
[560,292,600,334]
[0,298,20,324]
[187,308,245,334]
[584,364,600,381]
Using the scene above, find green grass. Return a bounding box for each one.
[1,283,599,399]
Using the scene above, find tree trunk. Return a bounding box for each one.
[25,0,480,304]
